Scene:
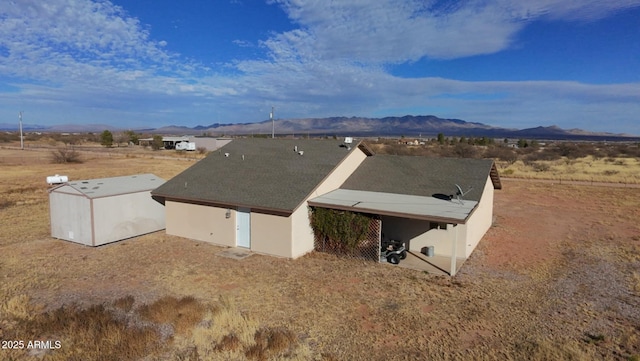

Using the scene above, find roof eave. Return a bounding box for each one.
[307,200,469,224]
[154,194,294,217]
[357,142,375,156]
[489,161,502,190]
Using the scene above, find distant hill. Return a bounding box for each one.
[185,115,636,140]
[2,115,637,141]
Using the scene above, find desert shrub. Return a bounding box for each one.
[3,302,162,361]
[151,135,164,150]
[382,142,415,156]
[309,207,373,251]
[531,162,551,172]
[138,295,205,335]
[627,143,640,157]
[100,130,114,147]
[50,148,82,163]
[1,294,41,320]
[452,143,477,158]
[603,143,640,158]
[114,295,136,312]
[485,146,518,163]
[524,148,561,162]
[516,145,538,158]
[513,339,597,360]
[196,146,207,154]
[246,327,297,360]
[215,334,242,351]
[0,132,20,142]
[552,142,588,159]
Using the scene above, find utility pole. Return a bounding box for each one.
[270,106,275,138]
[19,111,24,150]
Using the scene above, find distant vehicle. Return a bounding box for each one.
[175,141,196,151]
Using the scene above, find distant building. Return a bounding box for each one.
[138,136,231,151]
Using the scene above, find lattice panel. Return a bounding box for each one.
[314,216,381,262]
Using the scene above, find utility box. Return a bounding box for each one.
[421,246,435,257]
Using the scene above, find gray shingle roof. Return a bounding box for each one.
[340,155,499,202]
[151,138,358,213]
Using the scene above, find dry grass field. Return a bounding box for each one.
[497,156,640,185]
[1,144,639,360]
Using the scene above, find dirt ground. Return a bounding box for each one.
[1,146,639,360]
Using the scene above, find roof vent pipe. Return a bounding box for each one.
[294,145,298,152]
[298,150,304,156]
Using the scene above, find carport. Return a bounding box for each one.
[308,189,478,276]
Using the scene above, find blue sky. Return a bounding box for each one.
[1,0,639,134]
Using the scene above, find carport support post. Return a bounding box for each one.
[450,224,458,277]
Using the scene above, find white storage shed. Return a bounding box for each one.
[49,174,166,246]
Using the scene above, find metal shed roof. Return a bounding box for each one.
[308,189,478,223]
[51,173,165,199]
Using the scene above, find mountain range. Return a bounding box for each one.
[1,115,637,141]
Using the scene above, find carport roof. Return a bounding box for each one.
[308,189,478,223]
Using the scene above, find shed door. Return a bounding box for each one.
[236,207,251,248]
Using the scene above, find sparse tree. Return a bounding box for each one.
[125,130,140,145]
[114,132,128,147]
[453,143,477,158]
[100,130,113,147]
[437,133,445,145]
[151,135,164,150]
[51,148,82,163]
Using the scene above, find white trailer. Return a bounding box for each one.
[176,141,196,151]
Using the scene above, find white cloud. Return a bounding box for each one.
[0,0,179,85]
[266,0,640,62]
[0,0,639,134]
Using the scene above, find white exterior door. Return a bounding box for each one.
[236,208,251,248]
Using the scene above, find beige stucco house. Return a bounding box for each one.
[151,138,501,274]
[152,139,372,259]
